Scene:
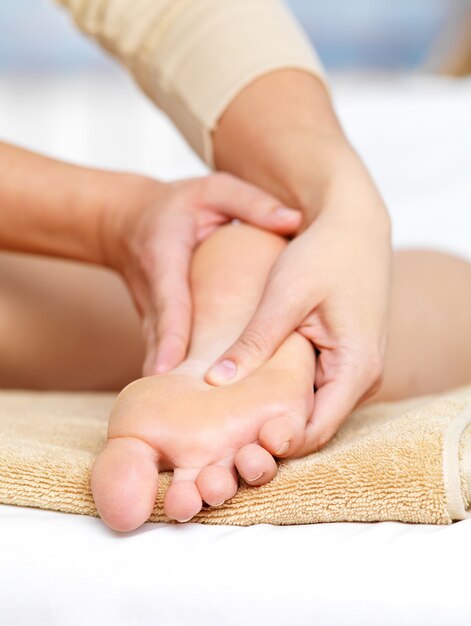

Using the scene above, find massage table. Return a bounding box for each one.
[0,72,470,625]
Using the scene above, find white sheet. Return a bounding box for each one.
[0,72,470,625]
[1,505,470,626]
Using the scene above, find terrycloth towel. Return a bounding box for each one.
[1,386,470,525]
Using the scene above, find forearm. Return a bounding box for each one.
[57,0,323,164]
[0,142,154,263]
[213,69,388,224]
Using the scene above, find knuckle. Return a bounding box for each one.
[237,327,271,359]
[198,172,232,199]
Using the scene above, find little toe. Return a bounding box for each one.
[164,468,203,523]
[234,443,277,486]
[258,415,305,459]
[196,464,238,506]
[91,437,159,533]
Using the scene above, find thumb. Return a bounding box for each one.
[203,173,302,234]
[204,279,302,385]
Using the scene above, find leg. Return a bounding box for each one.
[2,230,470,529]
[0,252,143,390]
[372,249,471,402]
[93,238,471,530]
[92,223,316,529]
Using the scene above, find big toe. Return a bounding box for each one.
[234,443,277,486]
[91,437,159,532]
[196,464,238,506]
[258,415,305,459]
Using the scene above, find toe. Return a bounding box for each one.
[234,443,277,486]
[196,464,238,506]
[91,437,159,532]
[258,415,305,459]
[164,468,202,522]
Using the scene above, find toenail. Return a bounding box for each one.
[276,441,290,456]
[176,516,194,523]
[247,472,264,483]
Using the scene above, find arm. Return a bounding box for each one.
[57,0,392,445]
[0,141,299,373]
[208,69,392,447]
[56,0,324,165]
[0,141,117,263]
[213,69,342,214]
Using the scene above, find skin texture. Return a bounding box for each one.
[94,227,471,530]
[0,142,301,376]
[55,1,393,436]
[209,70,392,452]
[92,224,316,529]
[1,223,471,529]
[103,173,301,376]
[0,123,469,531]
[2,242,469,398]
[0,69,392,456]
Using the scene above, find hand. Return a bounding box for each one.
[102,172,301,375]
[205,152,392,451]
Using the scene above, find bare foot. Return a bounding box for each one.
[91,332,314,530]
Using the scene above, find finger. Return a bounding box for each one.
[91,437,159,532]
[144,232,193,376]
[201,172,302,234]
[205,272,307,385]
[142,317,158,376]
[297,340,384,454]
[234,443,278,486]
[298,370,365,457]
[164,467,202,523]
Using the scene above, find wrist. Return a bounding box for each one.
[298,141,391,226]
[98,173,167,271]
[212,69,347,212]
[277,135,360,222]
[211,68,389,230]
[0,143,144,264]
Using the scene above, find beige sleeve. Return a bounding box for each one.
[56,0,326,165]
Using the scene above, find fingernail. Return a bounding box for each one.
[274,206,299,220]
[208,359,237,383]
[276,441,290,456]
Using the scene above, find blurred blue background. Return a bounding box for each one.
[0,0,460,72]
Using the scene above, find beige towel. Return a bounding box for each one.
[1,386,471,525]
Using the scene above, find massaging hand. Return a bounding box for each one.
[103,173,301,375]
[205,156,392,451]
